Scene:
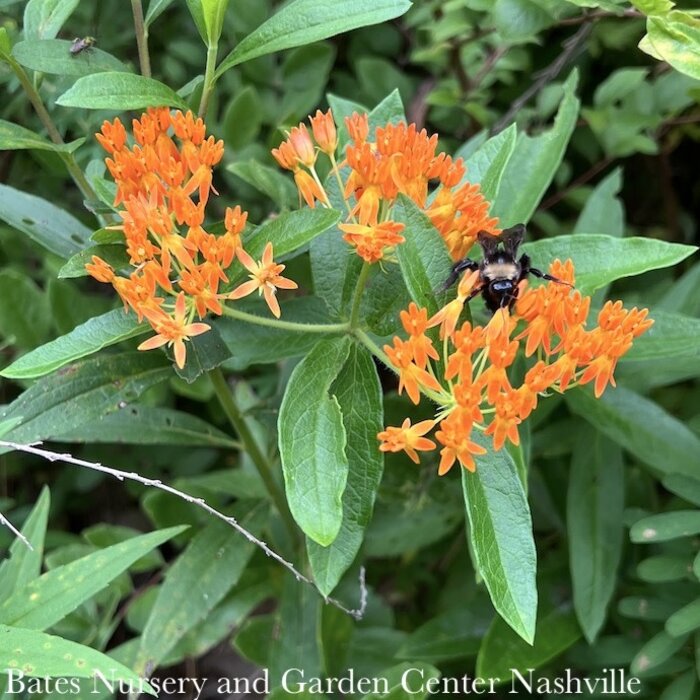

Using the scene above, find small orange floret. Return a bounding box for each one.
[228,242,298,318]
[310,109,338,155]
[339,220,405,263]
[378,418,436,464]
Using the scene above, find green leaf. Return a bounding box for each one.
[12,39,127,76]
[0,119,81,153]
[567,426,624,643]
[23,0,79,40]
[396,607,492,662]
[394,195,453,318]
[171,323,231,382]
[493,0,562,41]
[661,671,696,700]
[217,298,338,370]
[631,630,688,676]
[0,184,91,259]
[492,71,580,226]
[0,625,153,692]
[637,555,691,582]
[307,342,383,595]
[215,0,412,76]
[0,352,170,446]
[227,160,296,209]
[667,599,700,637]
[268,576,321,689]
[663,474,700,508]
[56,73,188,110]
[58,245,130,279]
[222,87,262,151]
[463,124,517,203]
[0,526,185,630]
[145,0,177,26]
[622,310,700,361]
[185,0,208,43]
[567,386,700,478]
[55,405,238,448]
[630,511,700,543]
[0,488,50,605]
[461,436,538,644]
[201,0,229,45]
[279,337,351,546]
[619,596,680,622]
[573,168,624,237]
[136,508,265,673]
[476,604,581,681]
[523,234,697,296]
[0,270,50,350]
[1,310,145,380]
[646,12,700,80]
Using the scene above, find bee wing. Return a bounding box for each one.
[477,230,500,257]
[501,224,526,257]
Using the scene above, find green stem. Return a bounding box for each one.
[349,261,371,329]
[198,42,218,118]
[209,368,299,542]
[131,0,152,78]
[8,57,108,219]
[221,304,350,333]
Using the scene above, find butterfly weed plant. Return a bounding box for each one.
[0,0,698,696]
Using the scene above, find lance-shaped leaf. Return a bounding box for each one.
[0,119,82,153]
[0,625,154,694]
[215,0,412,76]
[462,124,517,203]
[57,73,188,110]
[279,337,351,546]
[12,39,127,76]
[23,0,79,40]
[0,526,186,630]
[0,352,170,446]
[462,436,538,644]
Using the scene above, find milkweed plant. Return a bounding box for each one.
[0,0,698,697]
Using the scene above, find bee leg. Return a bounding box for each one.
[438,258,479,292]
[520,254,573,287]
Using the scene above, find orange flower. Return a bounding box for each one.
[228,242,298,318]
[309,109,337,155]
[138,293,210,369]
[379,258,652,475]
[90,108,295,369]
[378,418,436,464]
[339,220,405,263]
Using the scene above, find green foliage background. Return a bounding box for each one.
[0,0,699,697]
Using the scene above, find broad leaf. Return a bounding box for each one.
[215,0,412,76]
[0,184,91,259]
[307,342,383,595]
[57,73,188,110]
[567,426,624,643]
[463,124,517,203]
[278,337,351,546]
[23,0,79,40]
[394,196,453,318]
[12,39,127,76]
[0,352,170,446]
[462,437,538,644]
[1,309,146,380]
[630,511,700,543]
[646,12,700,81]
[136,507,265,673]
[58,244,129,279]
[0,119,81,153]
[567,386,700,478]
[573,168,624,237]
[492,70,580,226]
[0,527,185,630]
[523,234,697,296]
[227,160,297,209]
[0,625,153,693]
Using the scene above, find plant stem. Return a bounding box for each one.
[9,58,97,203]
[349,261,371,329]
[131,0,152,78]
[209,368,299,543]
[221,305,350,333]
[198,42,218,118]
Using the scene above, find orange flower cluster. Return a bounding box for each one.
[273,110,499,263]
[87,108,296,368]
[378,261,653,475]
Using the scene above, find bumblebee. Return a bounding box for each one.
[70,36,96,56]
[441,224,571,313]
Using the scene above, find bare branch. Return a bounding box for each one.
[0,440,367,620]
